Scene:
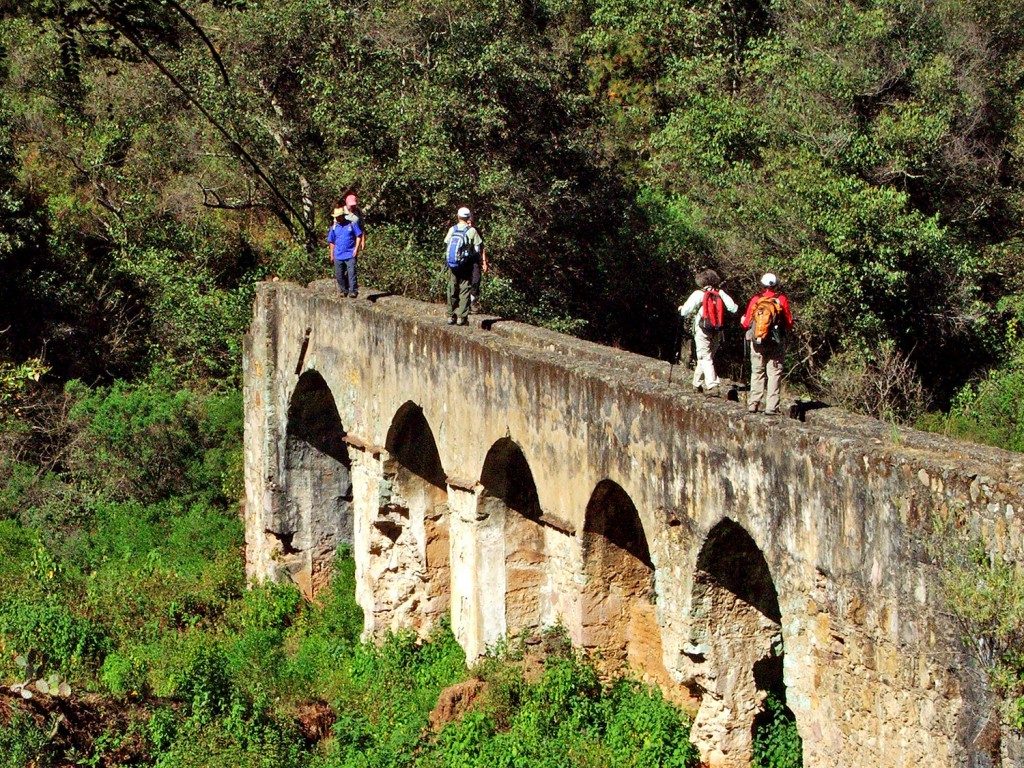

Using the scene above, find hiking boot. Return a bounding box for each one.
[747,404,759,414]
[470,298,481,314]
[447,316,457,325]
[349,291,358,298]
[457,317,469,326]
[763,408,780,416]
[705,385,722,398]
[692,385,702,395]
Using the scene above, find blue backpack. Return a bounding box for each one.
[446,224,476,269]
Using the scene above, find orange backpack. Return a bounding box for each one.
[752,295,782,345]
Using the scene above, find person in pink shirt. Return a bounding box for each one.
[740,273,794,415]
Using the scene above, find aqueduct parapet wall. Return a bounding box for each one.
[243,279,1024,768]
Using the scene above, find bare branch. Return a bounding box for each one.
[200,184,268,211]
[83,0,313,245]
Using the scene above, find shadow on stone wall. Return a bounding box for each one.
[480,438,545,636]
[688,518,789,767]
[283,370,353,598]
[581,480,681,699]
[375,401,451,634]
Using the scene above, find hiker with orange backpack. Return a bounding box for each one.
[678,269,738,397]
[740,273,794,415]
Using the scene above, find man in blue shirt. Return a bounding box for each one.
[327,194,364,297]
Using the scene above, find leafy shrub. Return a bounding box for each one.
[222,583,302,698]
[81,500,243,643]
[0,593,107,673]
[277,554,365,699]
[0,519,39,592]
[228,582,303,636]
[752,693,803,768]
[147,707,180,754]
[931,525,1024,729]
[67,379,202,502]
[164,633,234,723]
[425,645,699,768]
[919,345,1024,451]
[0,711,51,768]
[112,245,256,381]
[603,679,700,768]
[65,379,244,506]
[151,718,305,768]
[100,647,151,698]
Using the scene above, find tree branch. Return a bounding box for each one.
[164,0,230,87]
[200,184,268,211]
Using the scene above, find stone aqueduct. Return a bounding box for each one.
[243,279,1024,768]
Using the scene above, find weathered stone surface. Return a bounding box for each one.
[243,280,1024,768]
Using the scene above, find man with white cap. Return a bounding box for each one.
[327,193,364,297]
[443,207,483,325]
[740,272,794,415]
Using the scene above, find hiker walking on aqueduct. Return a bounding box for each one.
[678,269,738,397]
[741,272,794,415]
[444,207,484,326]
[328,193,364,298]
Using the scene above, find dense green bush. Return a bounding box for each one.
[66,380,243,506]
[421,650,699,768]
[919,343,1024,451]
[0,712,51,768]
[0,593,108,674]
[752,694,803,768]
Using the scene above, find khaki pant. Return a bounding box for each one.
[692,328,722,390]
[749,343,784,413]
[447,266,472,321]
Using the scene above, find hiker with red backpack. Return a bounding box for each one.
[444,207,483,326]
[740,273,794,415]
[678,269,738,397]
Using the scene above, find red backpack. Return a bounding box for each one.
[698,289,725,333]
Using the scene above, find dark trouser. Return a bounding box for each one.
[333,257,357,294]
[447,265,472,320]
[470,259,482,302]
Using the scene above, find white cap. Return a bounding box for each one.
[760,272,778,287]
[457,206,472,220]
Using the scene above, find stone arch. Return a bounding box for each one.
[580,480,674,690]
[281,370,352,598]
[687,518,791,768]
[479,437,545,638]
[364,401,450,635]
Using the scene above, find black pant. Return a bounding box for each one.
[471,259,482,299]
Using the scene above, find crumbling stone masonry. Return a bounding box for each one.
[244,280,1024,768]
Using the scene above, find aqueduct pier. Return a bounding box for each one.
[243,279,1024,768]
